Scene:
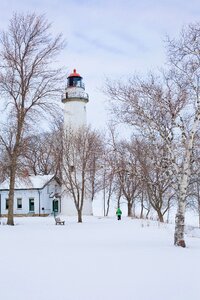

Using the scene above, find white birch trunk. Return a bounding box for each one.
[174,158,190,247]
[174,111,200,247]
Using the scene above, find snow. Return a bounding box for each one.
[0,216,200,300]
[0,175,55,190]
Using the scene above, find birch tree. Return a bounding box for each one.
[106,23,200,247]
[0,13,64,225]
[166,24,200,246]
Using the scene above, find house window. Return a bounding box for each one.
[17,198,22,209]
[5,199,9,210]
[29,198,35,212]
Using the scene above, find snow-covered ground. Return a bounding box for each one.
[0,216,200,300]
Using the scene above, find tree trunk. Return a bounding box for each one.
[78,209,82,223]
[174,177,188,247]
[146,207,150,219]
[7,158,17,225]
[106,196,110,217]
[127,202,133,217]
[174,210,185,247]
[106,179,113,216]
[174,151,192,247]
[140,192,144,219]
[117,189,122,209]
[140,205,144,219]
[132,201,136,217]
[174,107,199,247]
[166,208,170,223]
[7,113,24,225]
[7,166,16,225]
[157,210,164,223]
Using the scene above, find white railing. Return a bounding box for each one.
[62,91,89,101]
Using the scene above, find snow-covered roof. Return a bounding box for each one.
[0,175,55,191]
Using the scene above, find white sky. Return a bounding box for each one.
[0,0,199,129]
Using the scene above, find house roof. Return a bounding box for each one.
[0,175,56,191]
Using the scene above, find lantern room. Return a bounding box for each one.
[67,69,85,89]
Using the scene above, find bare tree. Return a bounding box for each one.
[102,148,116,216]
[113,140,141,217]
[62,126,102,222]
[106,23,200,246]
[137,139,175,222]
[166,24,200,246]
[97,125,118,217]
[0,13,64,225]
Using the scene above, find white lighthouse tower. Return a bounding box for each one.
[61,69,92,216]
[62,69,89,130]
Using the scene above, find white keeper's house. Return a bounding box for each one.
[0,175,61,216]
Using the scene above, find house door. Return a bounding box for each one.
[29,198,35,212]
[52,200,59,213]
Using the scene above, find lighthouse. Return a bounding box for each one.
[61,69,92,216]
[62,69,89,130]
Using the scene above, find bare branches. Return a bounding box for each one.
[0,13,64,225]
[105,23,200,246]
[0,13,64,120]
[62,126,103,222]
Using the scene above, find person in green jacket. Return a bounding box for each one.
[116,207,122,220]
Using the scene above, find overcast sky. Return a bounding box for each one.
[0,0,200,129]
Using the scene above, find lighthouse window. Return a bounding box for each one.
[76,81,81,87]
[68,77,81,87]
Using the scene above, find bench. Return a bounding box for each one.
[55,217,65,225]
